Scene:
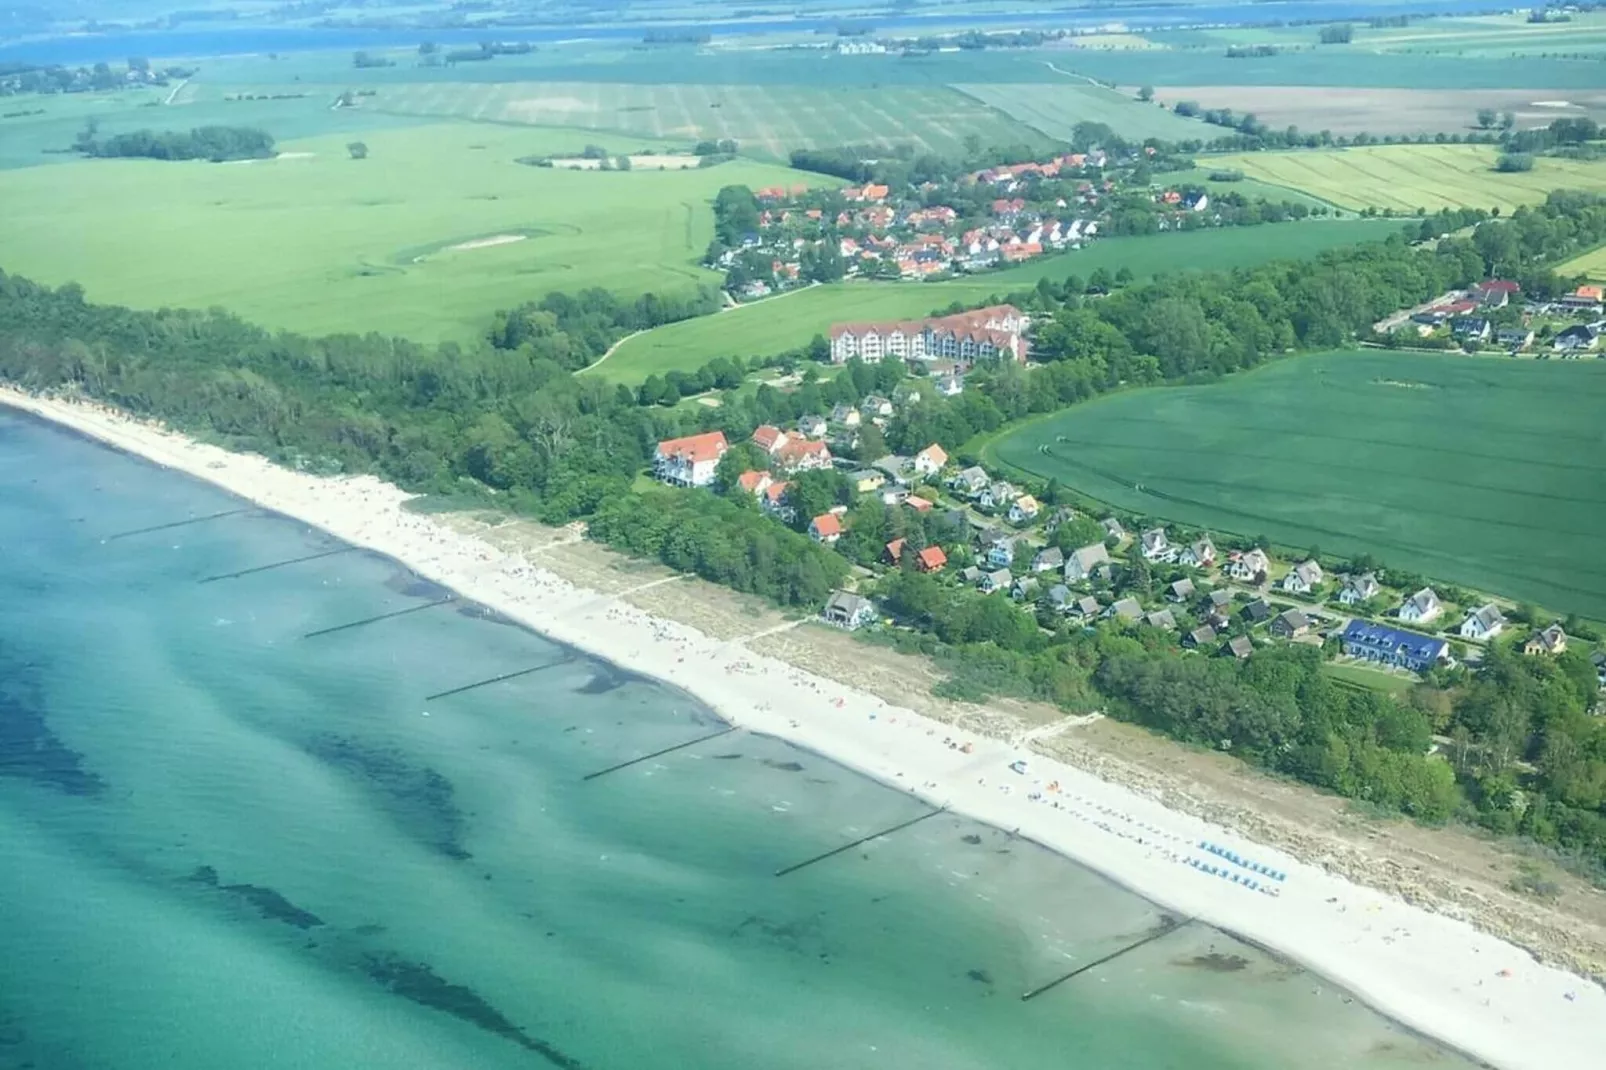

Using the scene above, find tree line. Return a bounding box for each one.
[76,124,276,162]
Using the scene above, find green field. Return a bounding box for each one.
[986,350,1606,619]
[350,81,1056,160]
[0,122,834,342]
[593,220,1407,383]
[954,82,1210,144]
[1211,144,1606,213]
[1559,243,1606,283]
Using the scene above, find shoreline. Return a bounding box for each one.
[3,385,1601,1070]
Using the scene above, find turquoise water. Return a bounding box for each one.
[0,407,1474,1070]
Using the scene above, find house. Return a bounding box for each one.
[808,513,843,544]
[1108,597,1143,622]
[980,481,1019,510]
[821,591,876,630]
[1554,324,1600,352]
[1282,559,1324,595]
[1208,589,1234,610]
[1101,517,1126,540]
[913,443,948,477]
[1139,527,1172,562]
[1045,583,1074,613]
[1524,623,1568,656]
[1473,280,1520,308]
[1339,572,1381,606]
[1179,537,1216,568]
[1591,650,1606,690]
[736,469,773,496]
[1063,542,1111,583]
[828,304,1028,365]
[1070,595,1102,620]
[797,414,828,438]
[1011,575,1039,602]
[775,438,833,472]
[1450,316,1491,342]
[1182,625,1218,650]
[916,546,947,573]
[862,394,894,418]
[985,534,1017,568]
[1031,546,1064,573]
[936,374,964,397]
[1242,599,1273,625]
[848,469,885,493]
[829,403,862,429]
[1458,603,1506,641]
[873,455,912,485]
[750,425,789,454]
[1398,587,1443,625]
[1496,327,1534,350]
[1144,608,1177,630]
[1045,506,1078,533]
[653,431,728,488]
[1223,636,1255,660]
[904,495,933,514]
[760,480,793,520]
[1341,620,1449,672]
[1225,548,1270,582]
[1557,285,1604,313]
[980,568,1013,594]
[1270,609,1312,640]
[1168,578,1195,603]
[1007,495,1041,524]
[884,538,907,565]
[950,465,990,497]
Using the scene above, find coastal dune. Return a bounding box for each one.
[3,385,1602,1070]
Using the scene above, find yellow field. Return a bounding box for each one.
[1210,145,1606,213]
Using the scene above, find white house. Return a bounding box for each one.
[821,591,876,630]
[808,512,843,544]
[1063,542,1111,583]
[750,425,789,455]
[1139,527,1172,562]
[1339,572,1381,606]
[913,443,948,477]
[1225,548,1270,582]
[979,481,1019,510]
[1281,560,1324,595]
[1179,537,1216,568]
[797,414,827,438]
[980,568,1012,594]
[950,465,990,497]
[653,431,727,488]
[1007,495,1040,524]
[1458,603,1506,641]
[1398,587,1443,625]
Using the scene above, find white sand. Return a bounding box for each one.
[446,234,528,252]
[4,386,1602,1070]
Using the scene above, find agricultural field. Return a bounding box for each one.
[0,122,832,342]
[1209,145,1606,213]
[954,83,1209,144]
[1558,243,1606,284]
[352,81,1056,160]
[592,220,1407,384]
[1153,86,1606,138]
[986,350,1606,619]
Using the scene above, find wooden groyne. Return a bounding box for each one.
[774,807,947,877]
[302,597,454,639]
[103,508,250,541]
[581,726,737,781]
[199,546,357,583]
[1020,917,1193,1001]
[423,657,574,702]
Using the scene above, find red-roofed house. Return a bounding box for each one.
[737,470,773,495]
[775,438,833,472]
[914,443,948,476]
[751,425,789,454]
[654,431,727,488]
[905,495,933,513]
[884,537,906,564]
[809,513,843,544]
[916,546,947,572]
[761,480,793,521]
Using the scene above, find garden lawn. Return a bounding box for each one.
[594,220,1407,384]
[0,122,831,343]
[985,350,1606,620]
[1209,144,1606,213]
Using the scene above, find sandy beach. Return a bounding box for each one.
[4,385,1602,1070]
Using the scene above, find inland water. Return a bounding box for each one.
[0,405,1477,1070]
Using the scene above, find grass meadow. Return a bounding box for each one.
[593,220,1407,383]
[1559,243,1606,283]
[985,350,1606,619]
[0,123,832,342]
[1210,145,1606,213]
[953,83,1209,144]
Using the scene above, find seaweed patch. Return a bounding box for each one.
[303,734,470,860]
[189,866,325,929]
[0,649,104,797]
[362,952,585,1068]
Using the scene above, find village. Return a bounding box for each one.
[1383,277,1606,354]
[709,146,1251,297]
[648,397,1606,700]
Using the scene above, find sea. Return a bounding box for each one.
[0,405,1476,1070]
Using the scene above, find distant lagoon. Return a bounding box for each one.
[2,1,1513,64]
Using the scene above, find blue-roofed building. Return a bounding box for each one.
[1340,620,1450,673]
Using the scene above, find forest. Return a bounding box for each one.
[76,124,277,162]
[1,191,1603,873]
